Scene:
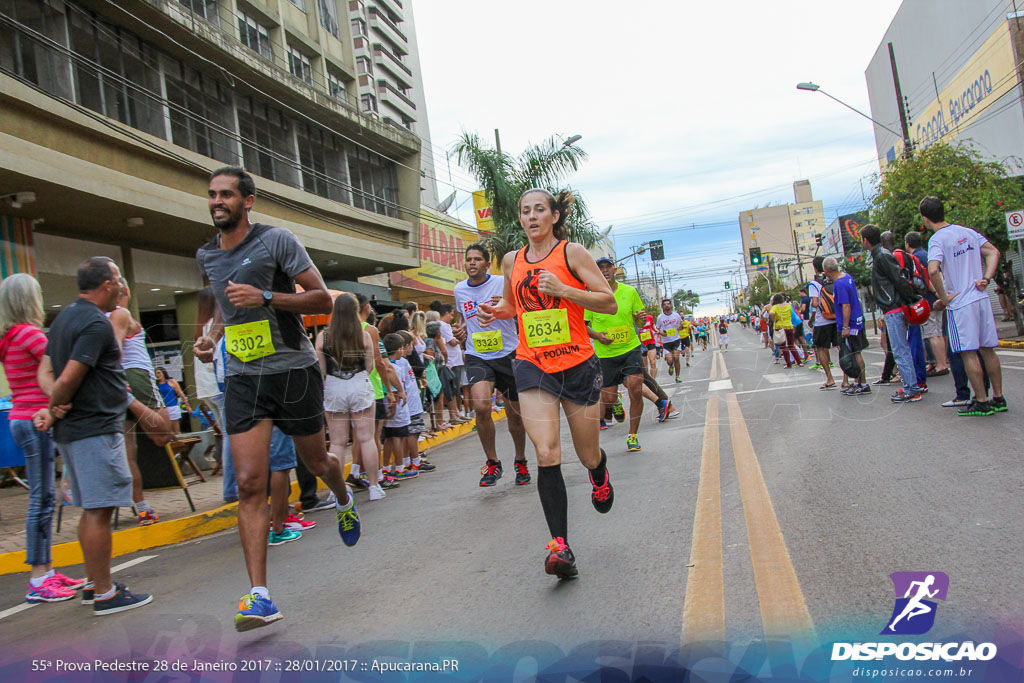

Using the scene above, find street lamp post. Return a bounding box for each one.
[796,82,912,158]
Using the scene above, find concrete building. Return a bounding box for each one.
[349,0,437,207]
[0,0,424,392]
[866,0,1024,172]
[738,181,825,288]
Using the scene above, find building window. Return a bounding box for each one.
[238,12,273,61]
[237,97,300,187]
[179,0,219,25]
[164,58,238,164]
[795,222,802,228]
[297,123,350,203]
[357,56,372,74]
[351,18,366,37]
[318,0,341,39]
[360,93,377,112]
[349,145,397,217]
[288,45,313,84]
[5,0,74,102]
[288,0,306,10]
[327,72,349,104]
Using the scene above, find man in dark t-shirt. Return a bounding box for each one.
[193,166,361,632]
[42,256,153,615]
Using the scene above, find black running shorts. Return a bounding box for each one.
[224,364,324,436]
[513,355,601,406]
[812,324,839,349]
[598,346,645,388]
[465,352,519,401]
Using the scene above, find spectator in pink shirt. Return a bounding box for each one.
[0,274,84,603]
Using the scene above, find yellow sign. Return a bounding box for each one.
[606,326,633,344]
[522,308,570,348]
[391,207,479,296]
[894,23,1016,159]
[472,190,494,233]
[224,320,275,362]
[472,329,503,353]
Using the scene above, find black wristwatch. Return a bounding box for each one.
[262,290,274,307]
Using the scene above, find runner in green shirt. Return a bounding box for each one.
[585,258,650,452]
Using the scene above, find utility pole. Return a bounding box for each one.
[888,42,913,159]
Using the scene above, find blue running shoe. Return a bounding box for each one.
[655,399,670,423]
[336,488,361,547]
[234,593,283,632]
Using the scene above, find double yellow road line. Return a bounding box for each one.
[682,352,815,645]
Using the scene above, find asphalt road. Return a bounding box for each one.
[0,327,1020,679]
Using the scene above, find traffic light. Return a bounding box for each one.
[724,281,730,290]
[815,233,823,247]
[648,240,664,261]
[749,247,762,265]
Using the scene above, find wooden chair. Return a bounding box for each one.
[197,402,223,476]
[167,437,205,486]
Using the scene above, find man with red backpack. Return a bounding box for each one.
[888,231,930,392]
[808,256,840,389]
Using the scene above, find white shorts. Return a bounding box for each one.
[719,334,729,345]
[323,372,375,414]
[166,404,182,421]
[921,307,943,339]
[947,298,998,353]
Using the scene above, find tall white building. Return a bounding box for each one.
[349,0,438,207]
[865,0,1024,172]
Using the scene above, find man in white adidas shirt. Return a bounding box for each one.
[920,196,1005,416]
[454,243,530,488]
[656,299,685,380]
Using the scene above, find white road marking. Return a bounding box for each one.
[762,373,802,384]
[110,555,158,573]
[996,349,1024,357]
[0,555,157,621]
[735,381,824,395]
[708,379,733,392]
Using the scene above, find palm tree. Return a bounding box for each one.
[453,132,601,257]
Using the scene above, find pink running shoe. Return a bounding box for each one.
[51,571,86,590]
[26,577,77,603]
[283,512,317,531]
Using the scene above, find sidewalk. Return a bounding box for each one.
[860,314,1023,347]
[0,413,500,575]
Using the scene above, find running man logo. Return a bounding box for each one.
[515,268,561,312]
[881,572,949,635]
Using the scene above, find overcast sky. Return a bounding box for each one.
[414,1,904,314]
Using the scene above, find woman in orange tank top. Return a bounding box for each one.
[477,188,616,580]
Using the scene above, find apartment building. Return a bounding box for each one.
[348,0,438,206]
[738,180,825,287]
[0,0,423,388]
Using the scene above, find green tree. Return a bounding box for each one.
[454,132,601,257]
[869,141,1024,257]
[672,288,700,313]
[747,272,787,308]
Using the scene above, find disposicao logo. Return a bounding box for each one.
[831,571,997,662]
[882,571,948,635]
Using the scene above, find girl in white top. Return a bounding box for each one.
[315,293,385,500]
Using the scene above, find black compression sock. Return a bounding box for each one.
[537,465,568,541]
[588,449,608,486]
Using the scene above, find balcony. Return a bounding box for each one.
[377,80,415,121]
[373,43,412,86]
[368,7,407,47]
[374,0,405,22]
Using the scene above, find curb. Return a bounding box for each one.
[0,410,505,575]
[998,339,1024,349]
